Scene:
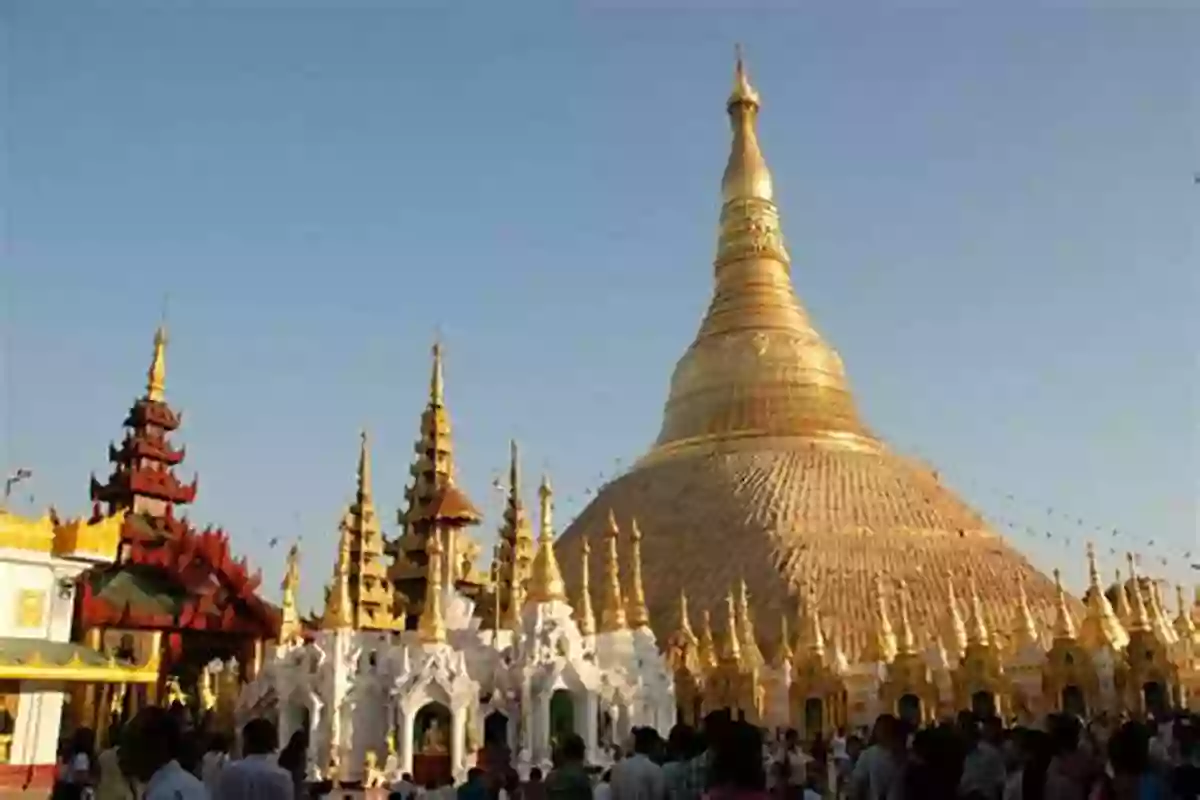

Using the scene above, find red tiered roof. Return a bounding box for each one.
[91,396,197,510]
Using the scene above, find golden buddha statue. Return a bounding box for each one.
[421,718,448,754]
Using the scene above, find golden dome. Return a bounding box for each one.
[555,52,1078,658]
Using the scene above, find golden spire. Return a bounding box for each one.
[1174,584,1198,643]
[1113,567,1133,623]
[698,608,718,672]
[418,530,447,644]
[146,325,168,402]
[895,579,917,657]
[1080,543,1128,650]
[1148,580,1178,644]
[574,537,596,635]
[430,338,445,406]
[966,571,991,647]
[721,588,743,665]
[797,581,826,660]
[736,577,764,667]
[357,429,373,505]
[625,519,651,629]
[1051,569,1077,641]
[870,572,898,663]
[280,542,301,643]
[1125,553,1152,633]
[598,511,628,632]
[946,573,969,656]
[1013,573,1040,650]
[776,614,794,667]
[322,531,353,629]
[649,49,874,457]
[678,589,696,639]
[501,441,534,628]
[527,473,567,604]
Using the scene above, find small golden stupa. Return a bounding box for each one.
[556,52,1079,659]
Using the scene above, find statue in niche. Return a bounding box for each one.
[421,718,448,754]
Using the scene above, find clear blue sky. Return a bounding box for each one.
[3,6,1197,613]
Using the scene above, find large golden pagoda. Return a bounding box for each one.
[556,53,1080,660]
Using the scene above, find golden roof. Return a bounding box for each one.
[555,51,1079,658]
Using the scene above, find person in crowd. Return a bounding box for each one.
[200,732,232,795]
[773,728,810,798]
[1169,716,1200,799]
[118,706,208,800]
[704,722,768,800]
[545,734,593,800]
[1095,721,1168,800]
[391,772,420,800]
[595,771,614,800]
[95,725,135,800]
[612,726,665,800]
[276,730,309,800]
[53,726,97,800]
[848,714,903,800]
[959,715,1006,799]
[525,766,547,800]
[498,769,521,800]
[214,718,293,800]
[459,768,491,800]
[663,724,701,800]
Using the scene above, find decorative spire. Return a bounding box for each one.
[430,338,445,406]
[736,577,764,668]
[322,531,353,629]
[598,511,628,632]
[625,519,651,629]
[946,573,969,656]
[776,614,794,667]
[796,581,826,660]
[357,429,373,505]
[721,588,743,665]
[698,609,718,672]
[871,572,898,663]
[1080,543,1128,650]
[966,571,990,647]
[501,441,535,629]
[280,542,301,643]
[1125,554,1152,633]
[1013,573,1041,650]
[1051,569,1077,641]
[418,531,447,644]
[1148,580,1178,645]
[1112,567,1133,623]
[650,49,873,456]
[334,430,394,631]
[527,473,567,604]
[678,589,696,639]
[147,325,168,402]
[1174,584,1198,644]
[574,537,596,636]
[895,579,917,657]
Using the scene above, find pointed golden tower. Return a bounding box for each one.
[1012,573,1041,651]
[625,519,651,629]
[1113,567,1134,624]
[1080,543,1128,650]
[500,441,536,629]
[1174,584,1198,645]
[1147,580,1178,645]
[574,538,596,636]
[895,579,918,657]
[527,473,567,604]
[737,578,764,668]
[1051,569,1078,641]
[698,608,719,673]
[720,588,743,666]
[146,325,168,402]
[599,511,628,632]
[776,614,794,668]
[866,572,898,663]
[418,530,447,644]
[280,542,301,643]
[322,529,354,629]
[667,590,702,676]
[796,581,826,661]
[965,572,991,647]
[946,573,969,657]
[1125,554,1152,634]
[336,431,395,630]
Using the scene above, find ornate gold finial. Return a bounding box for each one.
[730,44,761,109]
[678,589,696,637]
[723,45,769,203]
[895,579,917,656]
[966,571,990,647]
[946,573,969,656]
[1080,543,1128,650]
[430,339,445,406]
[698,608,718,672]
[418,531,447,644]
[599,511,628,632]
[1148,580,1178,645]
[721,588,743,665]
[797,581,825,660]
[1013,573,1040,650]
[322,531,353,629]
[871,572,898,663]
[280,542,301,643]
[625,519,651,629]
[147,324,168,402]
[1051,569,1077,641]
[1175,584,1198,644]
[1125,553,1152,633]
[527,474,567,604]
[574,537,596,636]
[357,430,373,504]
[1113,567,1133,623]
[736,577,763,667]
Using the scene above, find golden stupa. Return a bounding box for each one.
[556,53,1079,660]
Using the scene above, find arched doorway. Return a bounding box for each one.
[803,698,823,740]
[898,694,922,727]
[549,690,575,753]
[1143,682,1167,716]
[1061,685,1086,717]
[971,691,997,719]
[413,702,452,787]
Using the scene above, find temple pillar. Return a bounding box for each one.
[535,692,551,765]
[12,682,65,768]
[398,708,415,777]
[450,705,467,783]
[581,692,599,764]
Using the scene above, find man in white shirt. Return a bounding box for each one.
[611,728,665,800]
[118,706,208,800]
[215,719,294,800]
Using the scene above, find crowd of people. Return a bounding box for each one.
[48,704,1200,800]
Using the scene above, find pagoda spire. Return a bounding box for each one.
[527,473,567,604]
[625,519,651,629]
[500,441,535,628]
[678,589,696,638]
[1125,554,1152,633]
[737,577,764,668]
[946,573,969,656]
[721,588,743,666]
[1080,543,1128,650]
[1148,580,1178,645]
[335,431,395,631]
[869,572,898,663]
[322,529,353,629]
[1113,567,1134,624]
[651,47,874,455]
[1051,569,1078,641]
[775,614,794,667]
[147,324,167,402]
[796,581,826,660]
[280,542,301,643]
[598,511,628,632]
[418,531,447,644]
[1174,584,1198,645]
[698,608,718,672]
[966,571,991,647]
[1013,573,1040,650]
[574,537,596,636]
[895,579,917,657]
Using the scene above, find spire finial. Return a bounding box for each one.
[418,531,447,643]
[1051,569,1078,641]
[945,572,968,656]
[527,473,567,604]
[873,572,897,663]
[722,588,743,665]
[322,528,353,629]
[679,588,695,637]
[1175,584,1197,642]
[1014,573,1040,649]
[147,323,168,402]
[966,571,991,647]
[280,542,301,643]
[357,429,373,504]
[698,608,718,672]
[736,576,763,667]
[895,579,917,656]
[1113,567,1133,623]
[1125,553,1151,632]
[625,518,651,629]
[575,537,596,636]
[797,581,825,660]
[599,511,628,632]
[430,338,445,406]
[1079,543,1128,650]
[730,44,760,108]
